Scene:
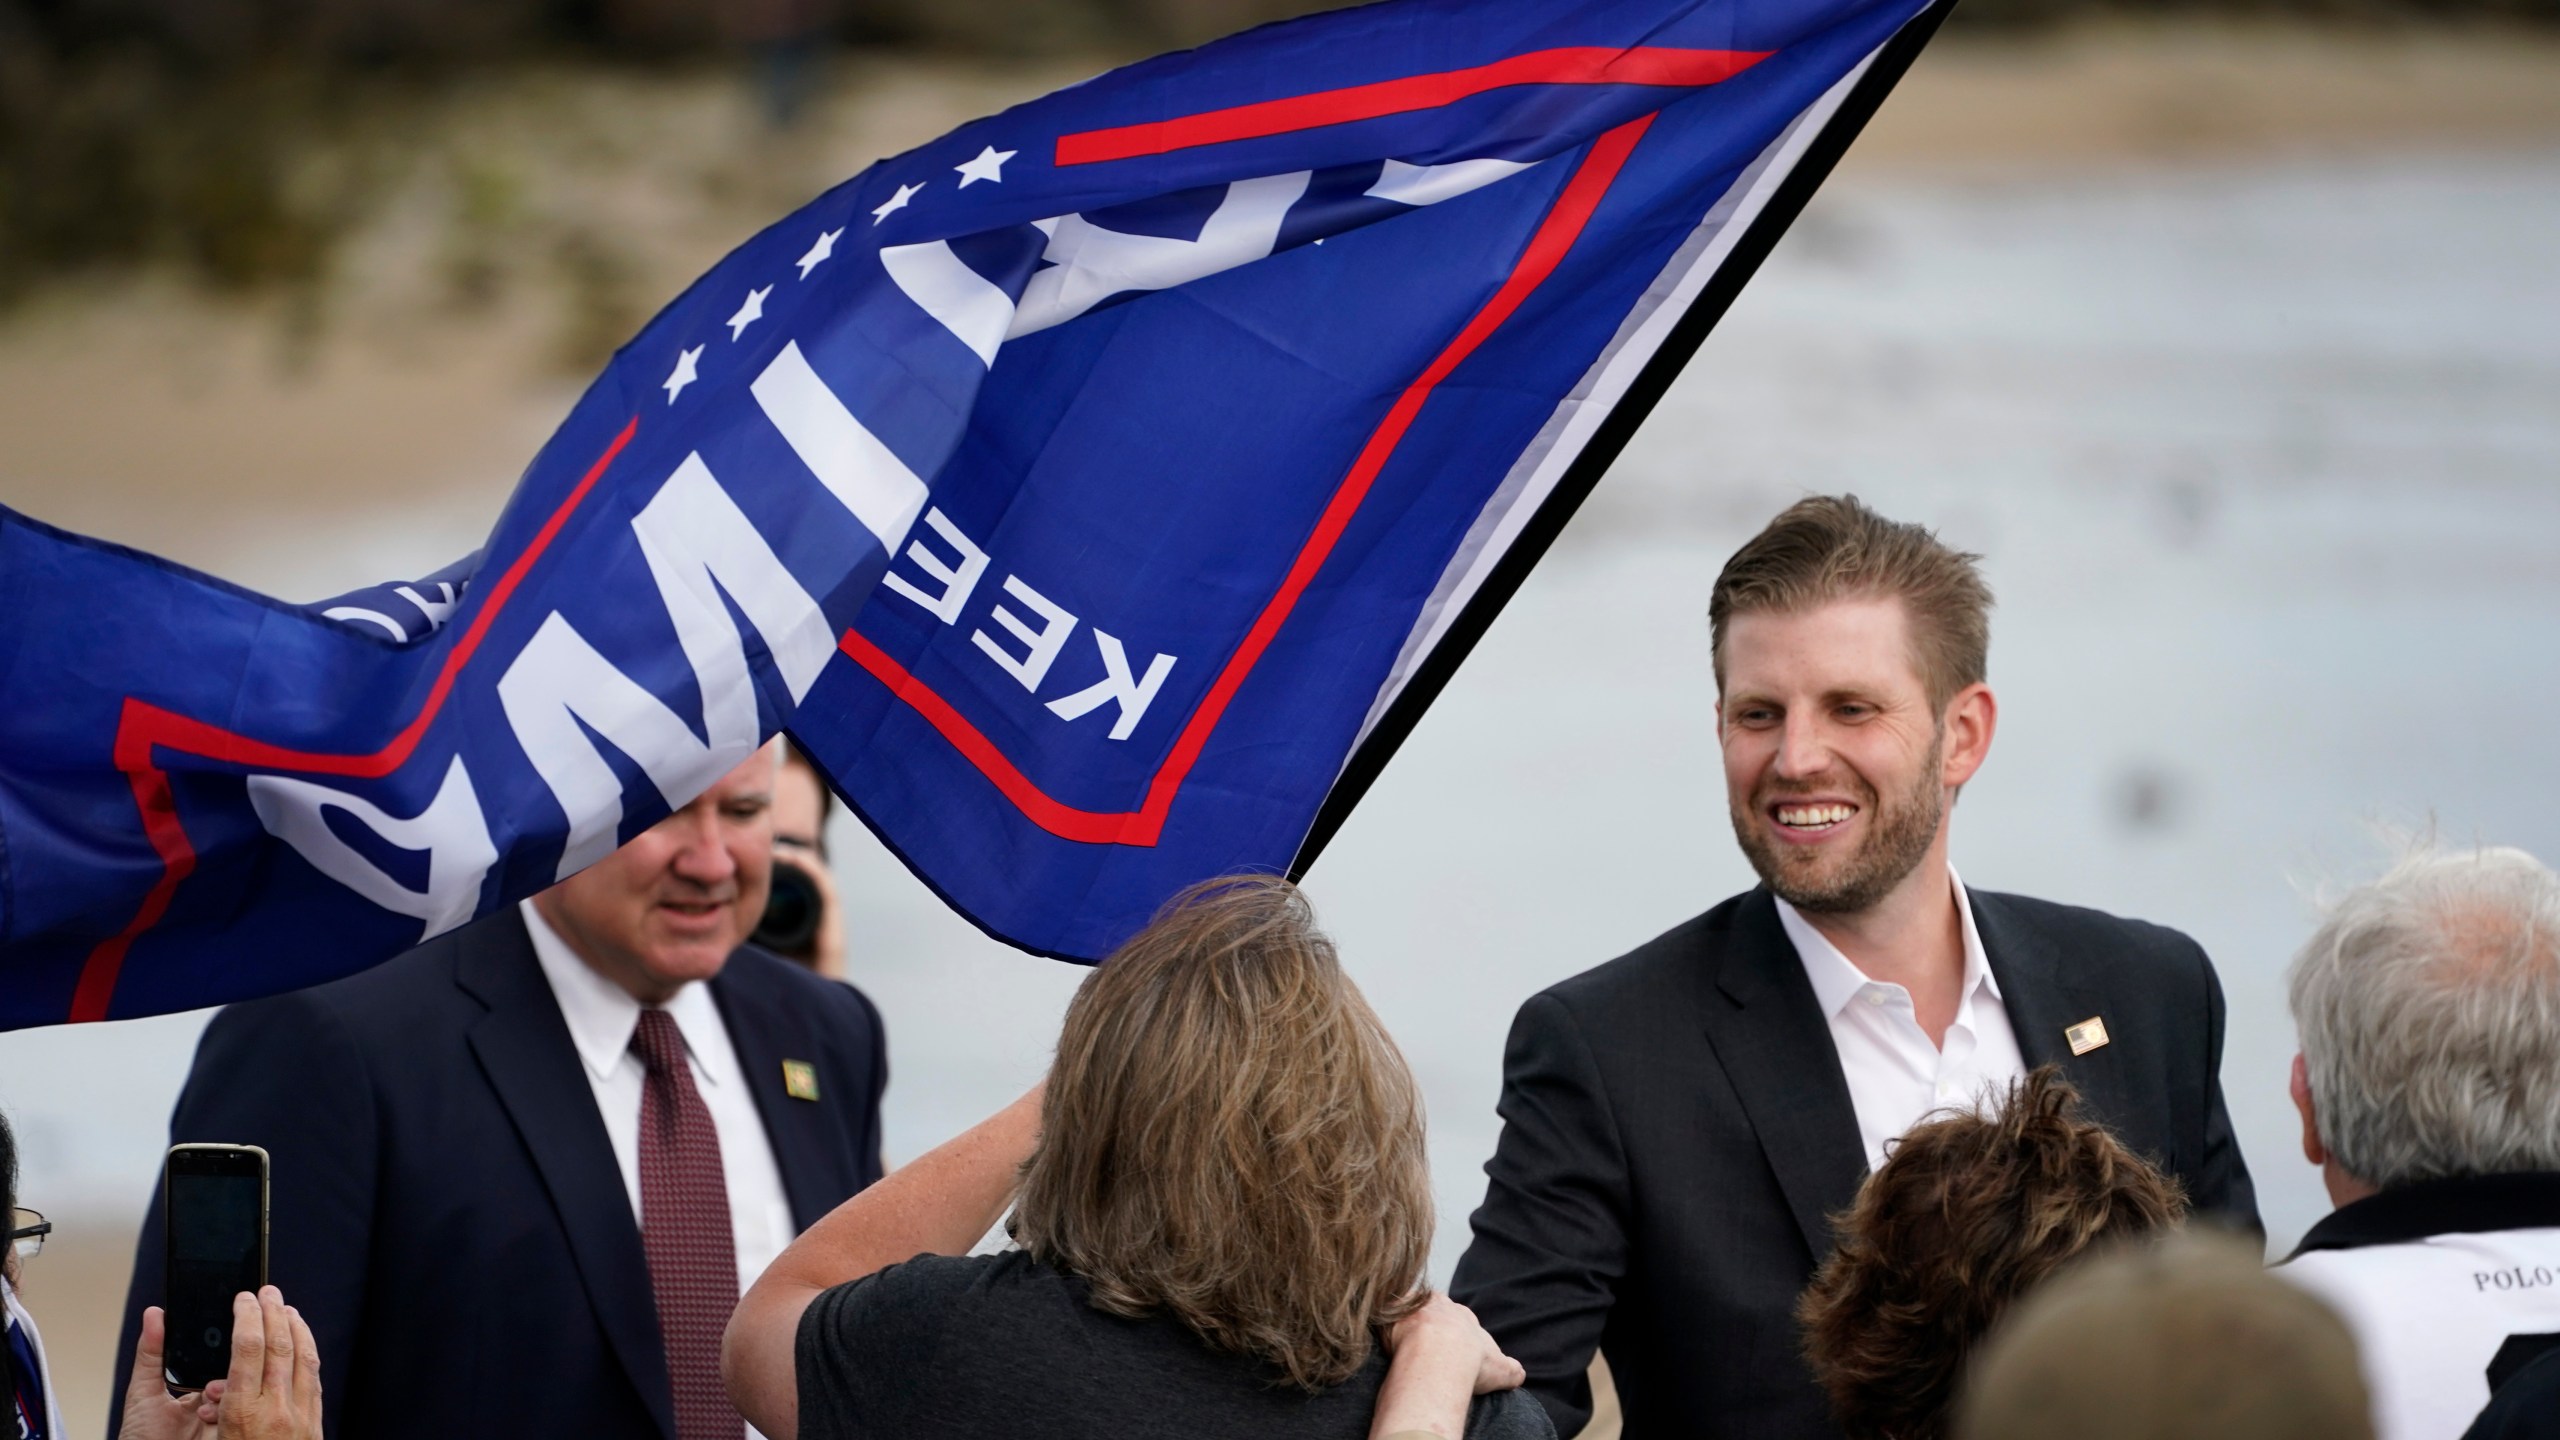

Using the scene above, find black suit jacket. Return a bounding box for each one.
[1449,887,2258,1440]
[110,908,888,1440]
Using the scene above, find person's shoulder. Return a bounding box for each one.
[2463,1345,2560,1440]
[811,1251,1052,1341]
[721,942,873,1007]
[1537,890,1757,1014]
[854,1250,1006,1301]
[202,920,475,1052]
[1463,1387,1561,1440]
[1971,888,2212,986]
[719,943,887,1042]
[798,1254,1020,1434]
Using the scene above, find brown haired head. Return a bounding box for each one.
[1011,875,1432,1390]
[1710,494,1993,713]
[1797,1067,2188,1440]
[1955,1232,2372,1440]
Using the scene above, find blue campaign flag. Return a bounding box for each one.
[0,0,1949,1027]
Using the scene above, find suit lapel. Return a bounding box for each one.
[1696,889,1870,1258]
[457,913,677,1440]
[1972,893,2140,1140]
[708,958,850,1232]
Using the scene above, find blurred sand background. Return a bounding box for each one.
[4,13,2558,1437]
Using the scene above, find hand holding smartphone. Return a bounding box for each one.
[162,1143,270,1392]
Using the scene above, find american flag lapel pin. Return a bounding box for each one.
[782,1059,821,1102]
[2065,1016,2111,1056]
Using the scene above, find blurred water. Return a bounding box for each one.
[4,150,2555,1278]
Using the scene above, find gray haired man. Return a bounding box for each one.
[2279,843,2560,1440]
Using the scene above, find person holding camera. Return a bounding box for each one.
[757,741,849,979]
[111,741,889,1440]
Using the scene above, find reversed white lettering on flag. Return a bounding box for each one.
[973,574,1076,692]
[320,606,411,641]
[880,507,990,624]
[887,157,1536,363]
[881,241,1017,368]
[246,756,499,942]
[1364,156,1537,208]
[888,507,1181,740]
[323,581,463,643]
[751,341,929,552]
[1011,171,1312,339]
[1046,630,1178,741]
[498,452,828,877]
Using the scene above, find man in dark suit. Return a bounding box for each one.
[1451,496,2258,1440]
[111,742,887,1440]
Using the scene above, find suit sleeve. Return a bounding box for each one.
[1449,993,1629,1440]
[2184,940,2262,1236]
[107,992,379,1440]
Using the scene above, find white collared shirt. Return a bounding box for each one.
[1775,867,2028,1173]
[521,901,799,1303]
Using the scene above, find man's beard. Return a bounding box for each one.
[1730,731,1946,915]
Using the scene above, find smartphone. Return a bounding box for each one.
[162,1143,270,1391]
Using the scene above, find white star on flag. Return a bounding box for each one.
[662,344,704,404]
[726,285,771,340]
[954,145,1016,187]
[871,182,924,223]
[795,227,843,279]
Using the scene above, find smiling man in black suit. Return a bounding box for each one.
[1450,496,2258,1440]
[111,741,886,1440]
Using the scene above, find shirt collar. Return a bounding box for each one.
[2285,1172,2560,1261]
[1774,865,2000,1017]
[521,900,728,1087]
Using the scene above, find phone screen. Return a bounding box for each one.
[163,1146,268,1390]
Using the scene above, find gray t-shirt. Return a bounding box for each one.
[796,1251,1555,1440]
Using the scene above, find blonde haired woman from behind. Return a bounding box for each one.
[722,876,1550,1440]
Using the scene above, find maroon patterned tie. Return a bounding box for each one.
[630,1008,744,1440]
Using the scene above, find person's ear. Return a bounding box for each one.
[2291,1052,2329,1167]
[1939,682,1997,789]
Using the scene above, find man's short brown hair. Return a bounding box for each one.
[1010,875,1432,1390]
[1710,494,1993,712]
[1797,1067,2189,1440]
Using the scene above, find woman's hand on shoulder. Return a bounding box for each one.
[1372,1292,1527,1440]
[1385,1293,1525,1396]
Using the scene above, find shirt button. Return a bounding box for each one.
[1865,991,1886,1007]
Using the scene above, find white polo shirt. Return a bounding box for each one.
[1775,867,2029,1172]
[2280,1173,2560,1440]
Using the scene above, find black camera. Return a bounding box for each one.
[754,853,824,963]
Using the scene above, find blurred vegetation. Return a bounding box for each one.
[0,0,2550,318]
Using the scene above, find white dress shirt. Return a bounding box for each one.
[1775,867,2028,1173]
[521,902,800,1301]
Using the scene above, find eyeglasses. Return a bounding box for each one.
[8,1208,47,1262]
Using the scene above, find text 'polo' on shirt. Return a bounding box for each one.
[1775,867,2029,1174]
[520,900,800,1303]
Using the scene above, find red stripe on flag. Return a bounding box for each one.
[65,417,640,1022]
[1054,47,1756,165]
[838,632,1143,845]
[861,114,1657,847]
